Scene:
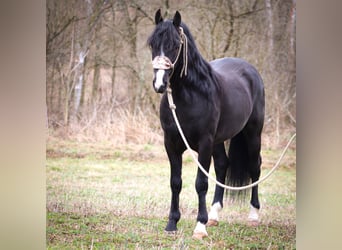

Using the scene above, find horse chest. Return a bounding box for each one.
[160,94,219,143]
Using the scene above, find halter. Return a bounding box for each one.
[151,27,188,78]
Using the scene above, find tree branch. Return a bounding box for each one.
[47,15,77,45]
[233,7,265,19]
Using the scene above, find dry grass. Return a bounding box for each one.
[47,108,296,248]
[46,136,296,248]
[49,106,295,153]
[49,108,164,146]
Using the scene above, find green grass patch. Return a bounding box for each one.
[47,138,296,249]
[47,212,295,249]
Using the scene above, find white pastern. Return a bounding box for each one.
[248,205,260,222]
[193,222,208,236]
[208,202,222,222]
[154,69,165,91]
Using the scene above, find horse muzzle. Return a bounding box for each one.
[153,79,167,93]
[153,69,169,93]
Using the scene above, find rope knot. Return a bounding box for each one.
[167,87,176,110]
[152,56,173,70]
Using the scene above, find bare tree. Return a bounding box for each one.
[46,0,295,146]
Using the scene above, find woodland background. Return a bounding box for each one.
[46,0,296,149]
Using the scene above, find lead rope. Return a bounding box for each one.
[167,87,296,190]
[179,27,188,77]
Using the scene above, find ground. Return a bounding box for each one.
[46,137,296,249]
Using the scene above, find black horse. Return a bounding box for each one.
[147,9,265,239]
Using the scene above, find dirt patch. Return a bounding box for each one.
[46,149,86,159]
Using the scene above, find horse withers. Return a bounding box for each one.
[147,9,265,239]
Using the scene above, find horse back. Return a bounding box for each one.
[210,57,264,96]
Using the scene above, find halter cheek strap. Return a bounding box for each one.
[151,27,188,78]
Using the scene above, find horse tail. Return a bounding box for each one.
[225,131,251,201]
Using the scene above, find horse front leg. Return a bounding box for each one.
[192,140,213,239]
[165,145,183,233]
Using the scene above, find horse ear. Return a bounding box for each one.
[173,11,181,27]
[155,9,163,25]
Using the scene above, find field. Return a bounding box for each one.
[46,137,296,249]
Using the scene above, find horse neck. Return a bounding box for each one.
[170,52,216,98]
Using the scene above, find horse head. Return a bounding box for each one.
[147,9,186,93]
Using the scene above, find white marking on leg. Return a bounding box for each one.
[208,202,222,222]
[154,69,165,91]
[193,221,208,236]
[248,204,260,222]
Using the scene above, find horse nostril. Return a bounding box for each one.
[158,85,166,93]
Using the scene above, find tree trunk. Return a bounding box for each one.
[110,4,117,106]
[79,55,87,115]
[223,0,235,54]
[122,0,139,113]
[73,50,88,120]
[92,56,100,104]
[265,0,274,56]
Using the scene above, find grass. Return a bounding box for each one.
[47,213,295,249]
[47,137,296,249]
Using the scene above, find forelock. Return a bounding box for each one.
[147,20,180,49]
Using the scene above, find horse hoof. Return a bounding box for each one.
[192,232,207,240]
[206,219,219,227]
[192,222,208,239]
[248,205,260,226]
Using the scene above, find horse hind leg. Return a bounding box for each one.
[207,143,228,227]
[247,137,262,226]
[243,126,263,225]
